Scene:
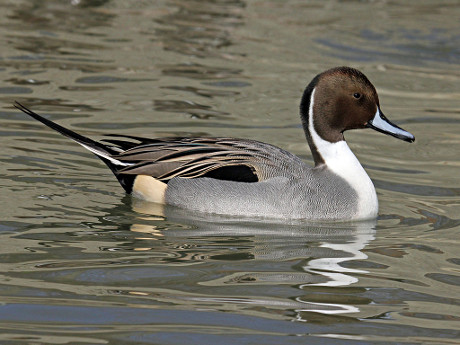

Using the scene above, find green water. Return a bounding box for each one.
[0,1,459,344]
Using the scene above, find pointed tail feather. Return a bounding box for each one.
[14,102,120,160]
[14,102,135,193]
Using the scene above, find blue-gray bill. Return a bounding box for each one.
[366,109,415,143]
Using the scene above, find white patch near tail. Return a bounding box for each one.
[78,142,131,167]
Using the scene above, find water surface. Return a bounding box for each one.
[1,1,459,344]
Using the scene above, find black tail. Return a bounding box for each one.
[14,102,136,193]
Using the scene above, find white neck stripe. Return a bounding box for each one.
[307,88,378,219]
[308,88,347,164]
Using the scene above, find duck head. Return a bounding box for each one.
[300,67,414,166]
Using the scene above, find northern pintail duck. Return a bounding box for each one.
[15,67,414,221]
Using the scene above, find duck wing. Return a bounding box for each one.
[102,136,308,183]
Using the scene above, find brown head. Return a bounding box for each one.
[300,67,414,165]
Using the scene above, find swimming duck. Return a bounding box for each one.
[15,67,414,221]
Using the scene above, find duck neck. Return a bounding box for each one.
[301,88,362,170]
[301,87,349,165]
[301,78,324,166]
[301,87,378,219]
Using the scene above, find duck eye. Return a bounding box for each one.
[353,92,361,99]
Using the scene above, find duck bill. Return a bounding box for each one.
[366,108,415,142]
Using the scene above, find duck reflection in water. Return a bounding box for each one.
[126,198,376,320]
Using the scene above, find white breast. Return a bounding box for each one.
[308,89,378,220]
